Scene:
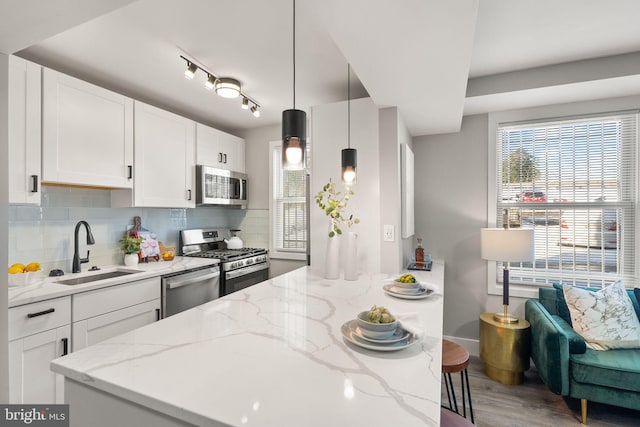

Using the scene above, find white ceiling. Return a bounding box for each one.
[3,0,640,136]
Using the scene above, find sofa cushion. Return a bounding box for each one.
[563,282,640,350]
[570,349,640,393]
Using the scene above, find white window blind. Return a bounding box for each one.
[495,112,638,288]
[272,145,307,253]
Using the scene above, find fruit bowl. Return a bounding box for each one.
[8,272,36,287]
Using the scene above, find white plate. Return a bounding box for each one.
[355,325,411,344]
[341,320,417,351]
[383,283,435,300]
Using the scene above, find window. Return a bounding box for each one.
[494,112,638,289]
[269,141,308,259]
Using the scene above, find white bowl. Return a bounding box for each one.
[356,311,398,340]
[392,279,421,289]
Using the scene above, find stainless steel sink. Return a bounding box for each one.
[56,270,139,286]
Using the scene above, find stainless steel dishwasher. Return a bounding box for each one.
[161,265,221,318]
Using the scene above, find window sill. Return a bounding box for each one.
[270,251,307,262]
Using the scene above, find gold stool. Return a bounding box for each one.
[479,313,531,385]
[441,339,474,424]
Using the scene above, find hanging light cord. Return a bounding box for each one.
[348,63,351,149]
[292,0,296,109]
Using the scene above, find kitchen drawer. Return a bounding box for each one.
[9,296,71,341]
[73,277,160,321]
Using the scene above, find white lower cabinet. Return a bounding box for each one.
[72,300,160,351]
[8,296,71,404]
[8,277,162,404]
[72,277,161,352]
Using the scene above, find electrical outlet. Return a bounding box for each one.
[383,225,395,242]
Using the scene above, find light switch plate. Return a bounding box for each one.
[383,225,395,242]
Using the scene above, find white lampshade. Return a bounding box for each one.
[481,228,534,262]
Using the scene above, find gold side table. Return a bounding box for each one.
[479,313,531,385]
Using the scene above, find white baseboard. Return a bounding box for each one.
[443,335,480,357]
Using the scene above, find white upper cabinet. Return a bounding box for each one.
[42,68,134,188]
[196,123,245,173]
[8,56,42,205]
[130,101,196,208]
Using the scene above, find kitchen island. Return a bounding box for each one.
[51,263,445,427]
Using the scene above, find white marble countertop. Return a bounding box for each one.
[51,262,445,427]
[8,256,219,308]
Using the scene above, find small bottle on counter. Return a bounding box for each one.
[415,237,425,268]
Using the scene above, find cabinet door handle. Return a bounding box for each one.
[155,308,161,321]
[27,308,55,318]
[218,153,223,163]
[127,165,133,180]
[223,153,227,164]
[187,189,192,201]
[31,175,39,193]
[61,338,69,356]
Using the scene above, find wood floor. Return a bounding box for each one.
[441,356,640,426]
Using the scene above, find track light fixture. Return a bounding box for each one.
[184,61,197,80]
[215,77,241,98]
[205,74,215,90]
[180,55,260,118]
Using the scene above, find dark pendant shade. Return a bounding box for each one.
[341,148,357,185]
[282,109,307,170]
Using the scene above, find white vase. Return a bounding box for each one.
[325,234,340,280]
[124,253,139,266]
[344,232,358,281]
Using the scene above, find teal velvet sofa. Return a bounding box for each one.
[525,286,640,424]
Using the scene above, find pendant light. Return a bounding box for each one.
[282,0,306,170]
[341,64,357,185]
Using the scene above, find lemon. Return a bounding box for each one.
[8,265,24,274]
[24,262,41,272]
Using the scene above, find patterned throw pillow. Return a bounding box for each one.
[563,281,640,350]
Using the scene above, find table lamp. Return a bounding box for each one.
[481,227,534,323]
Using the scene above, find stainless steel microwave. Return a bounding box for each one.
[196,165,247,208]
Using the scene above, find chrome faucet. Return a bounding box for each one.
[72,220,95,273]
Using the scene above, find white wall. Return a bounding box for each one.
[1,53,9,402]
[415,95,640,343]
[379,108,415,272]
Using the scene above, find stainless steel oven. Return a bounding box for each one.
[180,228,269,296]
[222,256,270,295]
[161,265,220,318]
[196,165,247,207]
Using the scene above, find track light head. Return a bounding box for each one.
[241,97,249,109]
[184,62,197,80]
[205,74,215,90]
[251,105,260,117]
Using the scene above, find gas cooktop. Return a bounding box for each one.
[185,248,267,261]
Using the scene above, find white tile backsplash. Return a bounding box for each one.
[8,186,263,274]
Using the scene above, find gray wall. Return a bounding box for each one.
[414,114,492,344]
[1,53,9,401]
